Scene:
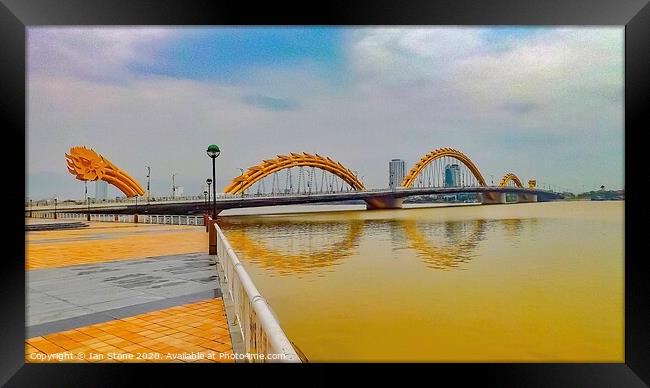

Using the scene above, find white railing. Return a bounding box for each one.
[214,223,302,363]
[28,212,205,226]
[137,214,204,226]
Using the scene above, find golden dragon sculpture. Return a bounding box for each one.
[65,146,145,198]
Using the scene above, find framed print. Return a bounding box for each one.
[2,0,648,385]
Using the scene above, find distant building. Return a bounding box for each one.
[389,159,406,189]
[444,164,460,187]
[95,180,108,200]
[175,186,184,197]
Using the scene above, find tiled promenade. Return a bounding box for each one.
[25,221,235,363]
[26,223,209,270]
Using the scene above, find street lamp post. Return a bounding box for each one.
[172,173,177,199]
[206,178,212,210]
[29,199,32,218]
[53,196,57,219]
[237,168,244,197]
[203,190,208,214]
[84,181,88,220]
[207,145,221,219]
[87,196,90,221]
[146,165,151,204]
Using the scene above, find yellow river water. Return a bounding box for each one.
[219,201,623,362]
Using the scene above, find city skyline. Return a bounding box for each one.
[27,27,624,199]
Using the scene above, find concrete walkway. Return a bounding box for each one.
[27,253,220,335]
[25,222,238,363]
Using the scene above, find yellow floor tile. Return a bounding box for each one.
[26,223,208,270]
[26,298,232,363]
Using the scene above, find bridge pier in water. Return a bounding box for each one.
[365,196,404,210]
[480,192,506,205]
[517,193,538,203]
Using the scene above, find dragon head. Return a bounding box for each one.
[66,146,107,181]
[65,146,145,197]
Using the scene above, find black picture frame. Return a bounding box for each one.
[2,0,648,385]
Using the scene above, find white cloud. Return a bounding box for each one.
[349,27,623,133]
[28,27,173,82]
[452,28,622,120]
[349,27,485,85]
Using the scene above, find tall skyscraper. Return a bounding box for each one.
[389,159,406,189]
[444,164,460,187]
[95,180,108,200]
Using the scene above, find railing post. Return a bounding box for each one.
[208,217,217,255]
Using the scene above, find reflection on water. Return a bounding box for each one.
[220,217,534,272]
[219,202,624,361]
[501,218,523,236]
[401,219,486,269]
[219,219,363,275]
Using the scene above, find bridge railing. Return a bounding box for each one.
[26,195,212,210]
[213,222,302,363]
[138,214,204,226]
[28,212,205,226]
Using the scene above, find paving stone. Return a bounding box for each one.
[28,253,222,330]
[28,306,96,326]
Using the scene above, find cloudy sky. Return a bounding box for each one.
[27,27,623,200]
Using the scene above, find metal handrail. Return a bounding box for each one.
[214,223,301,363]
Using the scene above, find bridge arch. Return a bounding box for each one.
[499,173,523,188]
[401,147,487,188]
[224,152,365,195]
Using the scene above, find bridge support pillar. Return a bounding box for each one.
[365,196,404,210]
[517,193,537,203]
[480,192,506,205]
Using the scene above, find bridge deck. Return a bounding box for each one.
[29,187,562,215]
